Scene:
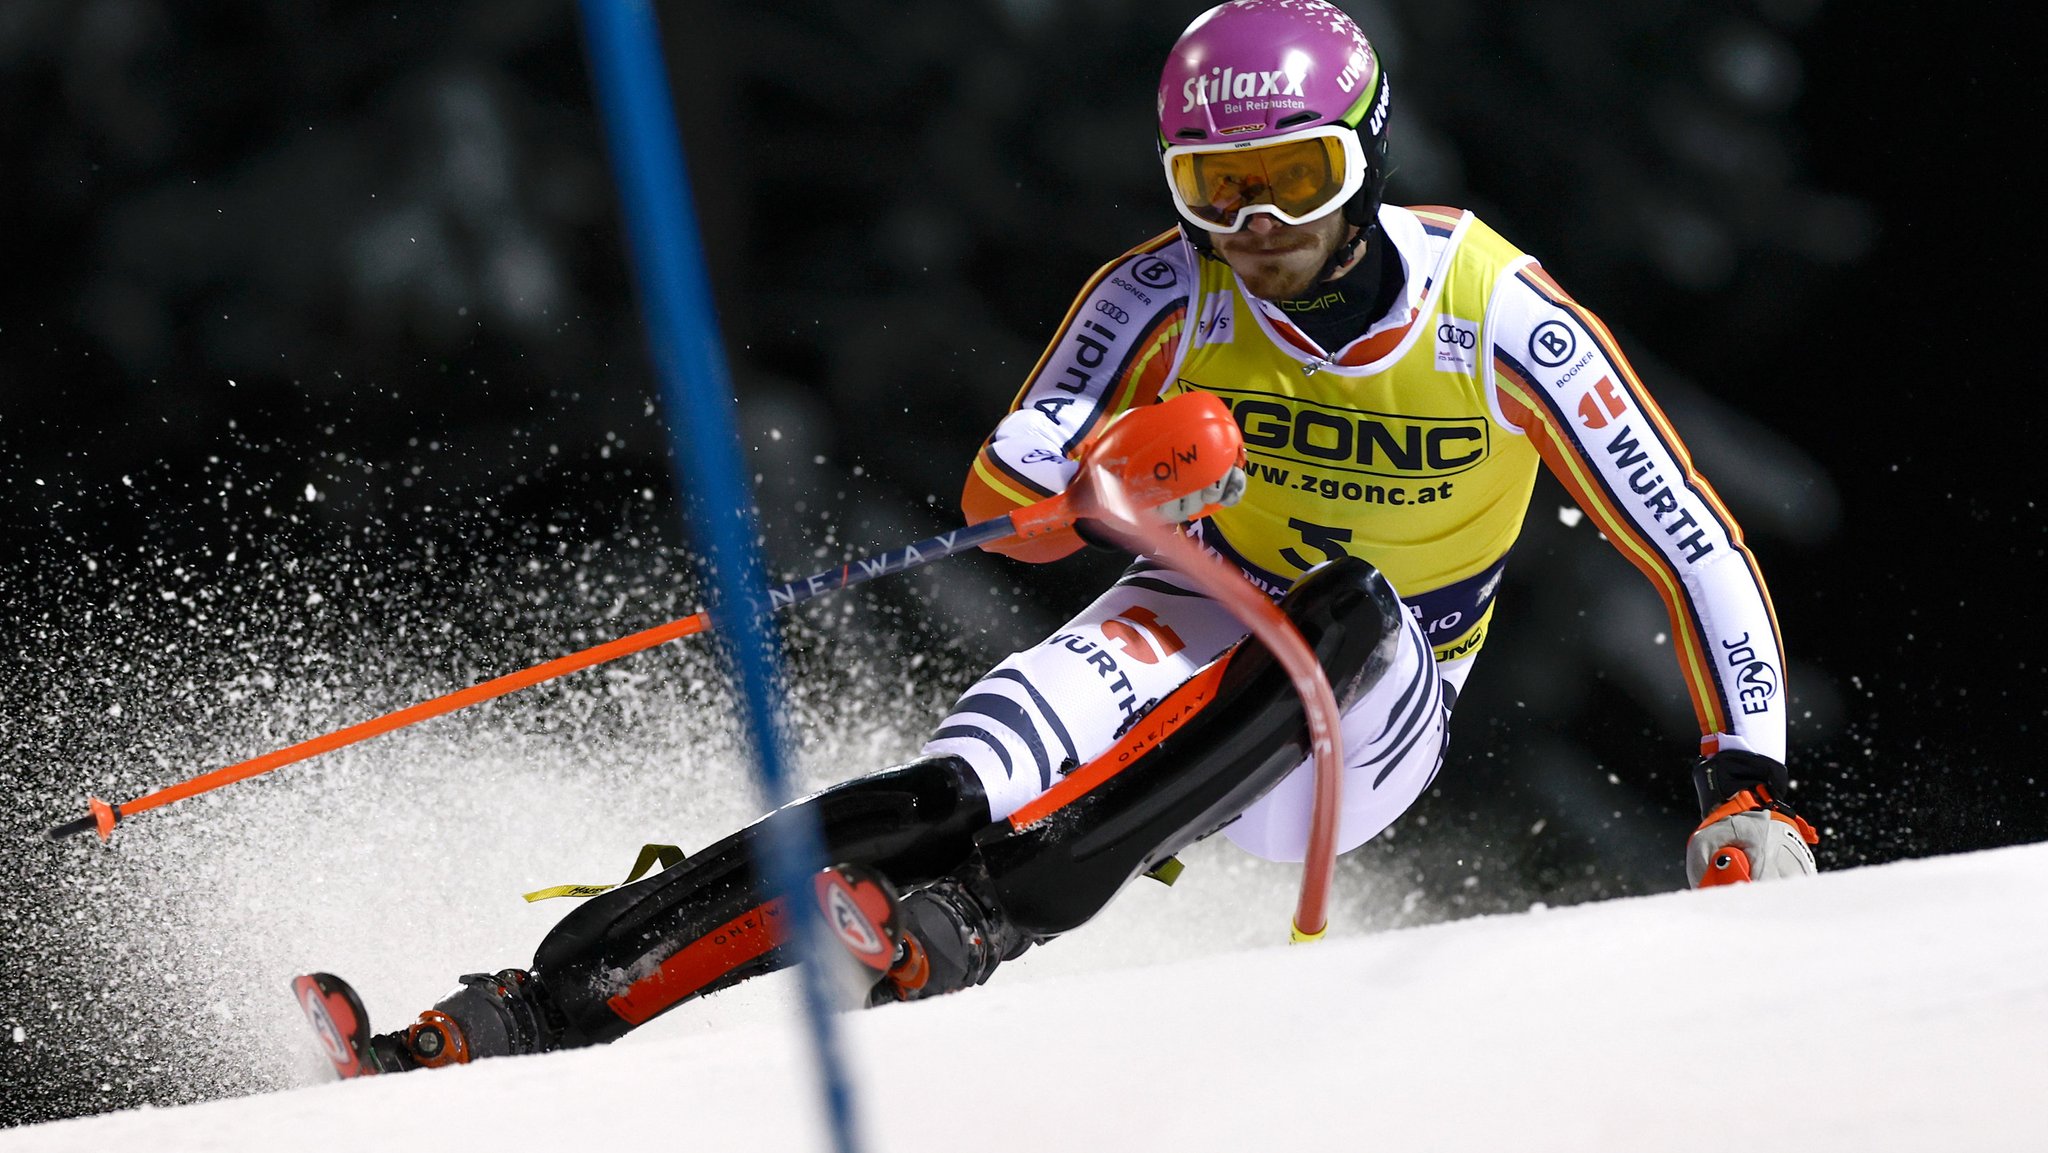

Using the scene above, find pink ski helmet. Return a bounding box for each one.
[1157,0,1392,238]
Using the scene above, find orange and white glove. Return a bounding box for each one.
[1685,750,1819,887]
[1075,464,1246,550]
[1151,465,1247,524]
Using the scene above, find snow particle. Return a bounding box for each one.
[1557,506,1583,527]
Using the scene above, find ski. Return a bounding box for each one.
[810,864,914,1009]
[284,869,906,1084]
[292,971,392,1079]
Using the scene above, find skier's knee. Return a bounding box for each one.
[1257,555,1405,706]
[961,557,1402,940]
[794,754,993,885]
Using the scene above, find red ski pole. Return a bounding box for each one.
[43,503,1054,843]
[45,392,1246,843]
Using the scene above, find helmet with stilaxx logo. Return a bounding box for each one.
[1157,0,1392,243]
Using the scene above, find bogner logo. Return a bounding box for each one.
[1181,63,1308,111]
[1219,394,1489,478]
[1529,320,1576,369]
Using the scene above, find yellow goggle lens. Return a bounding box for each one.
[1167,135,1349,227]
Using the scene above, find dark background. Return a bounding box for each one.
[1,0,2040,1125]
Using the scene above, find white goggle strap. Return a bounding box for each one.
[1160,126,1367,235]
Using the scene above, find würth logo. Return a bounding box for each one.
[1576,377,1627,429]
[1103,606,1188,666]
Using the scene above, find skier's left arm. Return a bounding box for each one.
[1486,262,1818,886]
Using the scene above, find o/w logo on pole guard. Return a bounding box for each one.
[1435,316,1478,374]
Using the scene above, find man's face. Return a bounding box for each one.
[1210,209,1351,301]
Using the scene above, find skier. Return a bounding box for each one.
[297,0,1818,1077]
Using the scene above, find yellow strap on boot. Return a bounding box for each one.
[522,843,687,902]
[1143,856,1185,886]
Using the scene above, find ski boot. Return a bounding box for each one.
[878,874,1023,1003]
[807,864,1023,1008]
[388,968,559,1069]
[294,968,559,1078]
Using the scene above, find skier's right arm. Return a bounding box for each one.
[963,233,1191,561]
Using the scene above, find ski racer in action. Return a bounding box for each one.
[297,0,1819,1078]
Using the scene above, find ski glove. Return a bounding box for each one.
[1153,464,1247,524]
[1685,749,1818,887]
[1075,465,1247,550]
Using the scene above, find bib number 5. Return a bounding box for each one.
[1280,518,1353,571]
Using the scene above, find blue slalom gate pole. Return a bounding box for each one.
[575,4,864,1151]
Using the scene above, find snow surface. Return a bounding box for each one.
[4,840,2042,1153]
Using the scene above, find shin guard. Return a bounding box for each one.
[529,755,989,1046]
[972,556,1401,940]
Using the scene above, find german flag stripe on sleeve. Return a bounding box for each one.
[1056,306,1185,453]
[1512,269,1782,654]
[1008,229,1184,412]
[971,443,1053,505]
[1494,363,1731,735]
[1405,205,1465,238]
[1492,272,1785,743]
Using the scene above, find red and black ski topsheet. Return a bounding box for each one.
[292,971,381,1079]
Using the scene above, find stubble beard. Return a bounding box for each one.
[1215,214,1348,301]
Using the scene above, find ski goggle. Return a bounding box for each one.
[1161,125,1367,234]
